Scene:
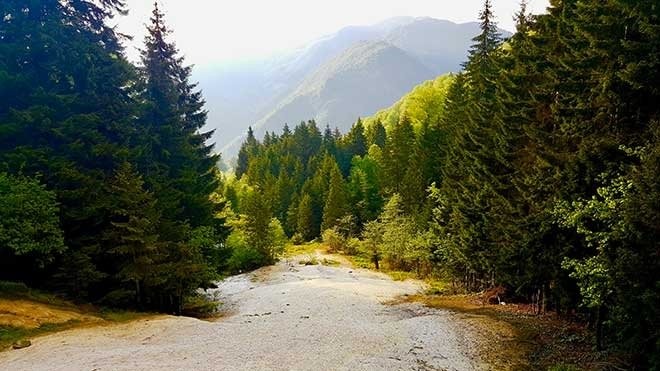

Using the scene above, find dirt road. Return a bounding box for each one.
[0,253,487,370]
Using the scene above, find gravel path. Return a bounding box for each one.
[0,254,487,370]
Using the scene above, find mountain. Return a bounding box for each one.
[363,73,456,131]
[385,17,494,74]
[253,41,434,137]
[199,17,510,159]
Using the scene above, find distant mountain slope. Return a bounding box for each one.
[363,74,455,131]
[206,17,510,159]
[386,18,500,74]
[253,41,434,136]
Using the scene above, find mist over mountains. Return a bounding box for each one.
[196,16,510,159]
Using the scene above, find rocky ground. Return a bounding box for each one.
[0,252,489,370]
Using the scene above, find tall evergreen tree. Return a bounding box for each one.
[296,193,315,241]
[321,164,348,232]
[103,162,160,308]
[381,115,415,195]
[139,1,220,230]
[0,0,139,295]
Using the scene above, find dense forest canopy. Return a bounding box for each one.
[0,0,658,368]
[231,0,660,367]
[0,0,227,314]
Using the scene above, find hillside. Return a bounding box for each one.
[253,41,434,136]
[363,73,455,131]
[206,17,508,158]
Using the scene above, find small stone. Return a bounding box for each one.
[12,340,31,350]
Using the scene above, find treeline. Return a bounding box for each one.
[232,0,659,366]
[0,1,227,313]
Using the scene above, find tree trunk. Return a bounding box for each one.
[595,305,605,351]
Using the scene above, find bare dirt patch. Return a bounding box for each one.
[0,299,100,329]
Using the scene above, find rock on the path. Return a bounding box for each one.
[12,340,31,350]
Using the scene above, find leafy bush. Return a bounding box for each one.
[322,228,346,252]
[182,294,218,318]
[225,230,265,274]
[0,174,65,274]
[344,238,361,255]
[290,233,305,245]
[225,218,286,274]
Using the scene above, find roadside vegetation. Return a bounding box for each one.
[230,1,660,368]
[0,281,150,351]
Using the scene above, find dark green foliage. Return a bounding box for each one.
[321,163,348,232]
[0,174,65,282]
[296,193,315,241]
[0,1,226,313]
[230,0,660,366]
[102,162,160,308]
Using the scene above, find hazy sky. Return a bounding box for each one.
[115,0,550,65]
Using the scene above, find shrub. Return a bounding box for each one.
[344,238,361,255]
[290,233,305,245]
[322,228,346,252]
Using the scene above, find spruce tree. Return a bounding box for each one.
[381,115,415,195]
[0,0,139,296]
[103,162,160,308]
[236,127,258,178]
[321,164,348,232]
[139,1,220,230]
[296,193,315,241]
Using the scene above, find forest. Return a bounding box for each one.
[0,0,227,314]
[0,0,658,369]
[230,1,660,367]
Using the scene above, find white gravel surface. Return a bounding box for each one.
[0,254,487,370]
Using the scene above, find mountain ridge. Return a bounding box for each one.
[201,17,510,159]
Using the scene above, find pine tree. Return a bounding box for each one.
[434,0,506,289]
[382,115,415,195]
[296,193,315,241]
[236,127,258,178]
[321,164,348,232]
[103,162,161,308]
[367,119,387,148]
[0,0,139,296]
[139,1,220,230]
[348,155,383,227]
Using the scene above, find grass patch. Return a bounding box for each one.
[320,258,340,266]
[284,243,322,258]
[0,321,81,351]
[385,270,417,281]
[0,281,72,308]
[298,254,319,266]
[0,281,155,352]
[344,253,372,269]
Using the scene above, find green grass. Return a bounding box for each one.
[0,281,71,308]
[0,321,81,351]
[320,258,340,266]
[298,254,319,266]
[0,280,153,352]
[345,253,372,269]
[284,243,321,257]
